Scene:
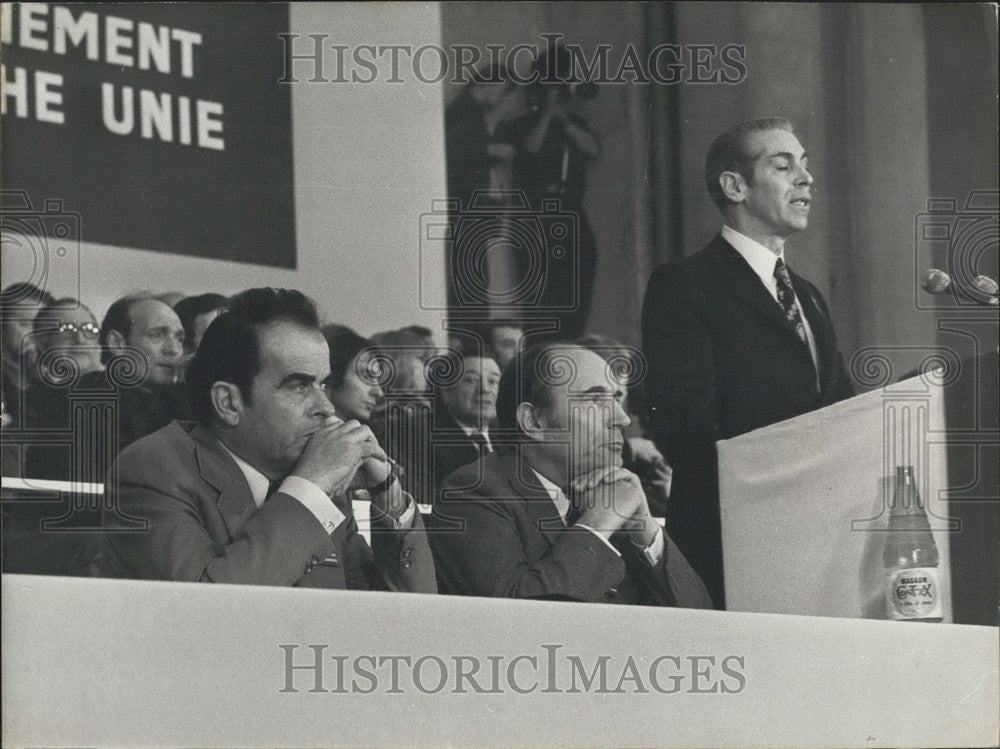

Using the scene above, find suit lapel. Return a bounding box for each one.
[497,450,566,547]
[433,395,481,462]
[708,235,806,342]
[189,423,259,539]
[791,272,835,393]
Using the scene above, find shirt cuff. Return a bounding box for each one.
[389,493,416,529]
[631,525,665,566]
[352,490,416,530]
[281,475,345,535]
[575,524,622,557]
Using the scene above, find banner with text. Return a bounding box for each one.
[1,2,296,268]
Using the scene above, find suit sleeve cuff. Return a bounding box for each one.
[575,524,622,557]
[631,525,665,566]
[281,476,345,534]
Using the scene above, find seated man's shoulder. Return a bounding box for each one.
[441,451,501,487]
[113,420,199,477]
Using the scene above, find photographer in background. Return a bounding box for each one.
[508,43,601,340]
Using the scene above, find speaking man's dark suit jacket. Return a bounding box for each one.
[96,420,437,592]
[431,449,712,607]
[641,233,855,607]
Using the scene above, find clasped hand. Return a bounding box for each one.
[568,467,659,546]
[292,416,390,497]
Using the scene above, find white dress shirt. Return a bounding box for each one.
[457,423,493,452]
[220,443,416,533]
[722,224,820,375]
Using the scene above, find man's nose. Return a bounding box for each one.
[311,387,336,418]
[162,336,181,356]
[612,400,631,428]
[796,164,813,186]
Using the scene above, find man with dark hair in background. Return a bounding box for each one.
[642,118,854,608]
[173,292,229,354]
[431,340,710,607]
[96,287,436,591]
[375,342,501,508]
[1,282,56,427]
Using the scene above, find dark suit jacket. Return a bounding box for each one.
[431,449,712,608]
[641,234,854,606]
[25,370,192,483]
[96,421,436,592]
[372,396,489,507]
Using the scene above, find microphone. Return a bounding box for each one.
[921,268,951,294]
[922,268,999,305]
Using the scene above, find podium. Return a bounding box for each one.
[718,368,997,624]
[2,574,997,748]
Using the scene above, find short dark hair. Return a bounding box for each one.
[323,327,372,391]
[98,292,155,365]
[173,293,229,352]
[704,117,796,211]
[495,340,576,438]
[187,288,319,424]
[1,282,55,309]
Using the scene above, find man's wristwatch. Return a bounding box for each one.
[368,470,398,496]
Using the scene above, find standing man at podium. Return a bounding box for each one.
[642,118,854,608]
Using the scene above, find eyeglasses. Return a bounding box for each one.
[57,322,100,337]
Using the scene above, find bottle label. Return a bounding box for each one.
[887,567,941,620]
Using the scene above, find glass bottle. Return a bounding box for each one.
[884,465,942,622]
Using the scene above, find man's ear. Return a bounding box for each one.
[210,382,243,427]
[105,328,127,351]
[719,171,747,204]
[516,402,546,442]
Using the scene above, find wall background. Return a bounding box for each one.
[1,2,449,339]
[3,2,997,368]
[441,2,999,380]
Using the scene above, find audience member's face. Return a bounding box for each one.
[235,321,334,479]
[191,309,222,351]
[119,299,186,386]
[739,128,813,238]
[391,353,427,395]
[534,347,630,478]
[38,303,102,380]
[327,350,384,423]
[442,356,501,429]
[491,326,523,369]
[1,300,40,358]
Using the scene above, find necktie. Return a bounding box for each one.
[470,431,492,456]
[267,480,282,499]
[774,258,809,345]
